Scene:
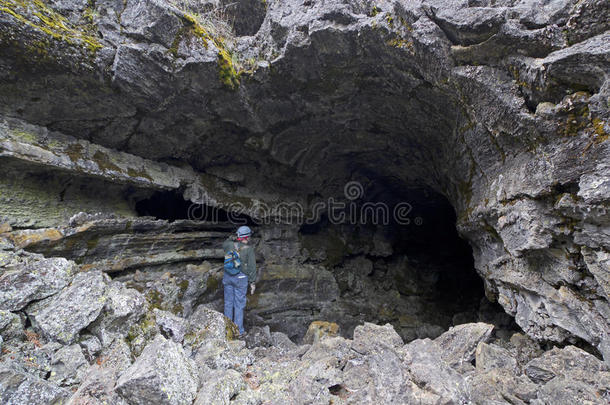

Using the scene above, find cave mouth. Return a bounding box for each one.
[134,190,254,225]
[297,185,516,342]
[133,187,514,342]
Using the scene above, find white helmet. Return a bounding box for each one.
[236,226,252,237]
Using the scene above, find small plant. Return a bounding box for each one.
[168,0,255,89]
[24,330,42,348]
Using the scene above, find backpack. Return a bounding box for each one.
[224,243,241,275]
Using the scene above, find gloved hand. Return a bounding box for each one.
[250,283,256,295]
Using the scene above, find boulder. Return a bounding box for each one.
[403,339,469,403]
[475,342,518,372]
[89,281,146,347]
[48,344,88,387]
[0,310,23,340]
[125,312,160,358]
[434,322,494,368]
[193,368,245,405]
[352,322,403,354]
[469,368,538,404]
[245,325,273,349]
[67,338,133,405]
[0,364,71,404]
[533,376,610,405]
[78,334,103,362]
[153,309,187,344]
[0,255,75,311]
[194,339,254,373]
[27,271,110,344]
[115,335,198,405]
[525,345,609,386]
[271,331,297,352]
[185,305,239,351]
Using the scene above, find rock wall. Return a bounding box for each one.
[0,0,608,364]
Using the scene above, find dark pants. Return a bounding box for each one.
[223,272,248,335]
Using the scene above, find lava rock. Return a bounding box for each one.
[78,333,103,362]
[404,338,469,403]
[245,325,273,349]
[89,281,147,347]
[475,341,518,372]
[469,367,538,404]
[525,345,609,386]
[48,344,88,387]
[434,322,494,368]
[532,376,610,405]
[0,364,71,404]
[0,310,23,341]
[270,331,297,352]
[116,335,198,405]
[153,308,187,343]
[0,255,75,311]
[27,271,110,345]
[185,305,239,351]
[193,368,245,405]
[352,322,403,354]
[67,338,133,405]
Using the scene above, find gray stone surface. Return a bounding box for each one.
[525,345,609,385]
[67,338,133,405]
[434,322,494,368]
[0,310,23,341]
[153,308,187,343]
[0,364,71,405]
[78,333,103,362]
[89,281,146,347]
[352,322,404,354]
[48,344,88,387]
[115,335,198,405]
[0,254,75,311]
[193,368,245,405]
[475,342,518,372]
[27,270,110,344]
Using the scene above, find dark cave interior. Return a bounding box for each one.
[134,185,515,341]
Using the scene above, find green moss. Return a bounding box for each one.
[92,150,122,173]
[183,13,211,46]
[369,5,380,17]
[0,0,102,54]
[387,37,414,52]
[9,128,38,144]
[126,311,157,343]
[591,118,608,142]
[385,12,394,26]
[145,289,164,310]
[206,274,220,291]
[224,317,239,340]
[217,48,240,90]
[563,105,590,137]
[173,12,247,89]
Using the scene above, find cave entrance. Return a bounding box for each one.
[134,190,253,225]
[297,185,514,342]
